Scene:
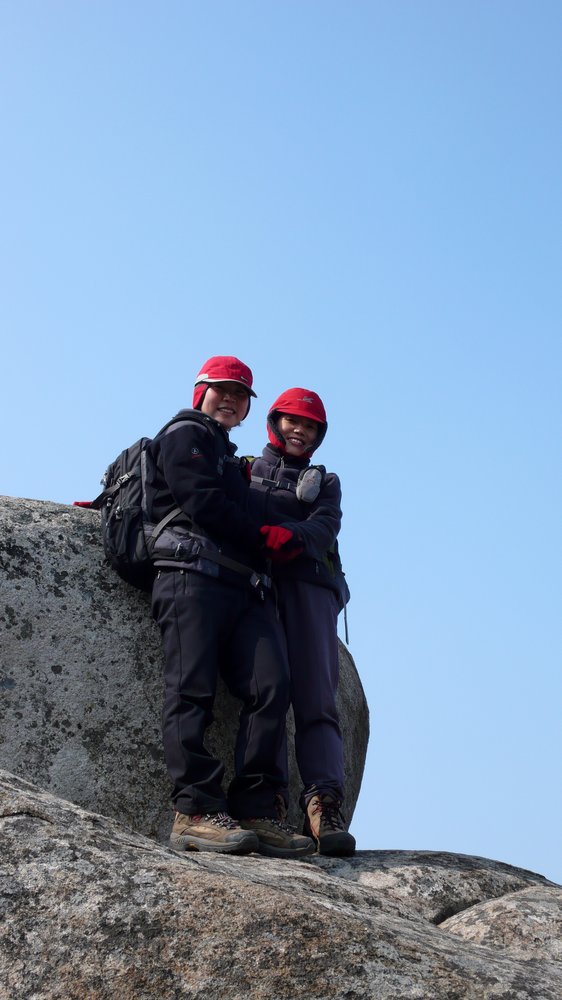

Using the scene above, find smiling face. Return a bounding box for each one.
[277,413,319,456]
[201,381,250,429]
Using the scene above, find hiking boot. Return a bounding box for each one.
[170,811,259,854]
[239,813,315,859]
[304,794,356,856]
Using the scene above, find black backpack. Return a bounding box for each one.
[91,441,171,591]
[90,413,213,591]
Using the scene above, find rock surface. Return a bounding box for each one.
[1,769,561,1000]
[0,495,368,837]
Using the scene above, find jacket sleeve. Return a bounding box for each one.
[280,473,343,559]
[157,422,262,549]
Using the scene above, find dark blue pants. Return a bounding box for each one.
[152,569,290,818]
[277,580,345,807]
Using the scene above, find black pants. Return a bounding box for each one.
[277,580,345,807]
[152,569,290,818]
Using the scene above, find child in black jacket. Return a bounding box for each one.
[150,360,314,859]
[249,388,355,856]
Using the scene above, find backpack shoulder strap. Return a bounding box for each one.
[250,473,297,492]
[157,409,218,439]
[250,464,327,503]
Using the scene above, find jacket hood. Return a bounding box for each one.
[267,387,327,457]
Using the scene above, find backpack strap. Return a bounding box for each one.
[148,506,184,548]
[250,465,326,503]
[157,409,218,439]
[155,548,271,597]
[158,413,243,480]
[251,475,297,493]
[90,473,133,510]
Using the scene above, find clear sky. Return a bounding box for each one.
[1,2,560,883]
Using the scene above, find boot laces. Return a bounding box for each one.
[273,795,297,834]
[204,812,240,830]
[312,797,346,832]
[270,815,298,834]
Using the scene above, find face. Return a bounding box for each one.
[277,414,319,456]
[201,382,250,429]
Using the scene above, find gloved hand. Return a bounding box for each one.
[260,525,304,563]
[73,501,93,508]
[260,525,295,551]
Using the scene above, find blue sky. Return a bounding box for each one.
[1,2,560,882]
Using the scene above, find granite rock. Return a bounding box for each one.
[1,769,560,1000]
[0,495,368,837]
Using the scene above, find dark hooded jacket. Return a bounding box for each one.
[147,409,265,585]
[248,443,349,606]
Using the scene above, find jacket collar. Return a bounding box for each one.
[262,442,310,469]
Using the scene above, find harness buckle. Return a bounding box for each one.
[249,572,271,601]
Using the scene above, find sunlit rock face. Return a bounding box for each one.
[0,495,368,837]
[1,770,561,1000]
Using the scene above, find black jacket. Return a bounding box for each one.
[147,409,264,581]
[248,444,349,604]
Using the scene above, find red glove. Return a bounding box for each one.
[260,525,294,550]
[260,525,304,563]
[73,501,93,508]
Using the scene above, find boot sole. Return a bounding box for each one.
[304,819,356,858]
[254,841,316,859]
[317,834,356,857]
[170,831,259,855]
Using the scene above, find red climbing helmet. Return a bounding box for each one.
[193,355,257,413]
[267,387,327,455]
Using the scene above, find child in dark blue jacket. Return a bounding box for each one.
[249,388,355,856]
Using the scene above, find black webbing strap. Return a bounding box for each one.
[90,474,133,510]
[149,506,183,546]
[155,545,271,593]
[165,516,270,587]
[250,475,296,492]
[199,548,270,585]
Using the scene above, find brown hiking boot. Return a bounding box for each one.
[170,811,259,854]
[239,797,315,859]
[304,795,356,856]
